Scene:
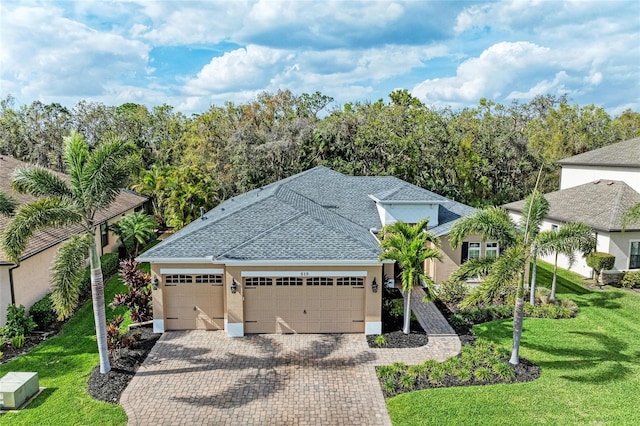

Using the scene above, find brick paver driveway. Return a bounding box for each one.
[122,331,459,425]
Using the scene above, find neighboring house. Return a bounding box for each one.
[0,156,147,324]
[505,137,640,277]
[138,166,477,336]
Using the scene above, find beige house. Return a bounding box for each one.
[138,166,477,336]
[0,156,147,324]
[505,137,640,277]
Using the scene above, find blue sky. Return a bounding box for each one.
[1,1,638,115]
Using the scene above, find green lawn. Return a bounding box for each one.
[0,276,130,425]
[387,261,640,425]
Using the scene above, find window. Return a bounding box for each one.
[485,242,499,259]
[244,277,272,286]
[468,242,481,260]
[336,277,364,286]
[100,223,108,247]
[630,241,640,270]
[276,277,303,286]
[165,275,191,284]
[307,277,334,286]
[194,275,223,285]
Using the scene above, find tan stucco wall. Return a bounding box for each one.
[151,263,383,331]
[432,234,484,283]
[0,266,12,324]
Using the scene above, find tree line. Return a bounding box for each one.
[1,91,638,229]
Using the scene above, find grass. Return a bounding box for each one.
[0,275,130,425]
[387,261,640,425]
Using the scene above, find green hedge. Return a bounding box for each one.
[29,294,58,330]
[586,252,615,272]
[621,271,640,289]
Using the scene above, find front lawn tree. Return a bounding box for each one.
[2,132,137,374]
[110,211,157,258]
[379,219,442,334]
[449,190,549,365]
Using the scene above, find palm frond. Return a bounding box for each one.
[1,197,82,262]
[0,191,17,216]
[63,132,90,200]
[10,165,72,198]
[449,257,496,282]
[50,233,93,319]
[79,137,138,210]
[449,206,518,249]
[520,190,549,242]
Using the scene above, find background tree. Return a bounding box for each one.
[2,132,137,374]
[379,219,442,334]
[622,202,640,231]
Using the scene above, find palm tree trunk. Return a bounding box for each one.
[510,270,526,365]
[550,251,559,302]
[89,243,111,374]
[403,290,411,334]
[530,255,537,306]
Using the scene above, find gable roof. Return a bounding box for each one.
[557,137,640,168]
[139,166,476,263]
[503,180,640,232]
[0,155,147,263]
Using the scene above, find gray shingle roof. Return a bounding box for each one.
[140,166,476,262]
[558,137,640,167]
[503,180,640,232]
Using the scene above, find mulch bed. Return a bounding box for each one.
[0,321,64,364]
[87,325,161,403]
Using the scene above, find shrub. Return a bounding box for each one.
[586,252,616,284]
[11,334,25,349]
[621,271,640,288]
[428,366,445,385]
[1,304,36,340]
[110,259,153,323]
[377,365,396,380]
[106,315,135,359]
[399,374,415,389]
[374,335,387,346]
[29,294,57,330]
[454,367,472,382]
[407,364,429,379]
[437,280,470,305]
[534,287,552,305]
[101,252,120,276]
[525,302,576,319]
[474,366,493,381]
[383,379,396,393]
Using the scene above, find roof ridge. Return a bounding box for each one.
[216,211,305,259]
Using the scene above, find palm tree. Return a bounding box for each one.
[379,219,442,334]
[0,191,17,216]
[2,132,137,374]
[450,190,549,365]
[110,211,157,258]
[535,223,596,302]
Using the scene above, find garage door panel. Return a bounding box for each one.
[164,281,224,331]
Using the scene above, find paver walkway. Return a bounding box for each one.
[410,287,458,336]
[122,296,460,426]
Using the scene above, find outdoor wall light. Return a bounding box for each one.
[230,279,238,294]
[372,277,378,293]
[152,276,159,290]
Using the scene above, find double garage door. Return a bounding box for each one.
[163,274,224,330]
[244,275,365,334]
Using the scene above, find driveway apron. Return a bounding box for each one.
[121,331,460,425]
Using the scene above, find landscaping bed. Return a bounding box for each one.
[367,287,428,349]
[87,324,161,403]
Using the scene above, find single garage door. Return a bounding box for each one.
[164,274,224,330]
[244,275,365,333]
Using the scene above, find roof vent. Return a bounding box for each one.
[593,180,600,184]
[607,181,614,186]
[200,207,207,220]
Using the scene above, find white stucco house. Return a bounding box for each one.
[505,137,640,278]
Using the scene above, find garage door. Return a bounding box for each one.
[164,274,224,330]
[244,275,365,334]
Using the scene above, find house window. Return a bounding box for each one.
[244,277,272,286]
[276,277,303,286]
[165,275,191,284]
[468,242,481,260]
[100,223,108,247]
[630,241,640,270]
[485,242,499,259]
[194,275,223,285]
[336,277,364,287]
[307,277,334,286]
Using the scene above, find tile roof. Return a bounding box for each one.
[0,155,147,263]
[503,180,640,232]
[140,166,476,262]
[558,137,640,167]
